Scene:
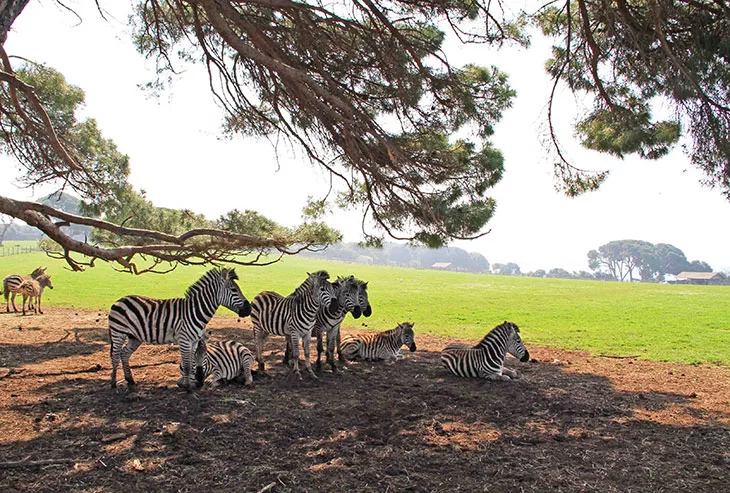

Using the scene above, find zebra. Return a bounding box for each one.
[186,339,255,388]
[283,275,367,373]
[340,321,416,362]
[440,321,530,380]
[16,274,54,315]
[2,266,46,312]
[251,270,339,380]
[108,268,252,390]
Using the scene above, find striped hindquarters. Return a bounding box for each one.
[3,274,26,296]
[440,347,496,378]
[108,295,184,344]
[250,291,289,337]
[206,340,254,384]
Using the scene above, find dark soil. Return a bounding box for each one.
[1,308,729,492]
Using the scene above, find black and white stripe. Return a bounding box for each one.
[312,276,365,372]
[2,266,46,312]
[340,322,416,362]
[440,321,530,380]
[108,268,251,390]
[17,274,54,315]
[252,270,338,379]
[186,339,255,387]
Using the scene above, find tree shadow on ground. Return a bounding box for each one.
[1,341,728,492]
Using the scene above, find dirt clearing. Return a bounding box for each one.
[1,309,729,491]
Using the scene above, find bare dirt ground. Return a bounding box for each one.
[1,308,729,492]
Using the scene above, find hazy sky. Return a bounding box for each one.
[2,1,729,272]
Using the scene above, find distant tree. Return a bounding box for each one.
[527,269,547,278]
[547,268,573,279]
[468,252,490,272]
[654,243,692,276]
[492,262,521,276]
[588,240,654,282]
[0,213,12,245]
[689,260,713,272]
[575,271,596,280]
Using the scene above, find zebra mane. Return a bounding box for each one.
[184,268,234,299]
[291,270,330,300]
[478,321,518,346]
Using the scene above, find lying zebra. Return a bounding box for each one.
[440,321,530,380]
[340,322,416,362]
[16,274,54,315]
[2,266,46,312]
[188,339,255,388]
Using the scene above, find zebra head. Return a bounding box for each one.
[335,276,361,318]
[217,268,252,317]
[38,274,53,290]
[398,321,417,352]
[308,271,340,312]
[30,266,47,279]
[356,279,372,317]
[503,321,530,362]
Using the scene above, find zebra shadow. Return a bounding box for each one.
[0,339,104,368]
[2,347,729,491]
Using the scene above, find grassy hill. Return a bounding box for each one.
[2,246,729,364]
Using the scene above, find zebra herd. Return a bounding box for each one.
[2,266,54,315]
[105,267,531,391]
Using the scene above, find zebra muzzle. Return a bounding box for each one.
[520,350,530,362]
[351,306,362,319]
[238,301,252,317]
[409,343,417,352]
[363,305,372,317]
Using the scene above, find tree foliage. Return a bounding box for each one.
[535,0,730,197]
[1,1,730,273]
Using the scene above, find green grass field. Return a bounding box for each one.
[2,244,729,364]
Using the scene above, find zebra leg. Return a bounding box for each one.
[283,334,292,366]
[336,330,344,362]
[10,292,18,312]
[254,325,267,374]
[301,331,318,380]
[502,367,519,379]
[289,332,303,380]
[109,332,126,389]
[177,340,195,391]
[121,336,143,388]
[325,327,339,373]
[315,328,325,371]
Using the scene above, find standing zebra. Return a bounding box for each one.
[340,321,416,362]
[17,274,54,315]
[2,266,46,312]
[334,278,372,362]
[251,271,338,379]
[283,275,368,373]
[440,321,530,380]
[186,339,255,387]
[108,268,252,390]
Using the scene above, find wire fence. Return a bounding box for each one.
[0,244,43,257]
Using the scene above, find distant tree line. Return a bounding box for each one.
[303,242,491,273]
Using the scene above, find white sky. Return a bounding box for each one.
[2,0,729,272]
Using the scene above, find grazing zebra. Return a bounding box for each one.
[340,322,416,362]
[186,339,255,387]
[17,274,54,315]
[440,321,530,380]
[251,270,339,379]
[2,266,46,312]
[108,268,252,390]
